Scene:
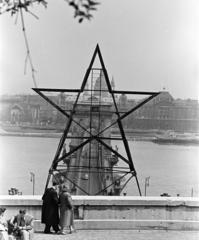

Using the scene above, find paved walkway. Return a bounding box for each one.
[35,230,199,240]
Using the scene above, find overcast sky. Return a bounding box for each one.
[0,0,198,99]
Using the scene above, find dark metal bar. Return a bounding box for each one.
[97,138,130,165]
[80,45,99,93]
[32,88,80,93]
[81,89,110,92]
[56,165,130,173]
[57,165,130,170]
[64,136,123,141]
[113,90,160,95]
[98,70,104,190]
[56,169,130,174]
[88,69,94,193]
[33,88,70,118]
[33,88,158,95]
[119,93,160,121]
[90,67,103,70]
[135,174,142,196]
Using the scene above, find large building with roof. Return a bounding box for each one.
[0,89,199,133]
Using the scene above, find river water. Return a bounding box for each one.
[0,136,199,197]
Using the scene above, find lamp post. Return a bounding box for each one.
[191,187,194,197]
[30,172,35,195]
[144,176,150,196]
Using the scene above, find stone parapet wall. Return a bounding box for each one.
[0,195,199,230]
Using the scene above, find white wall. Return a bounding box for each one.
[0,195,199,230]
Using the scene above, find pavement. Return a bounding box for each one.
[34,230,199,240]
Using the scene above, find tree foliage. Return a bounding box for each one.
[0,0,100,22]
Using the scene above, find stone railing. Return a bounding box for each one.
[0,195,199,230]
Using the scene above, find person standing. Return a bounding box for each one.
[41,183,60,234]
[9,209,34,240]
[0,208,9,240]
[59,185,75,234]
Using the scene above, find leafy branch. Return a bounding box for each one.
[0,0,47,15]
[0,0,100,88]
[0,0,100,22]
[66,0,100,23]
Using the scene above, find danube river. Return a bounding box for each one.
[0,136,199,197]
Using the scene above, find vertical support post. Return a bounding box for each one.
[191,188,194,197]
[30,172,35,195]
[144,180,147,196]
[144,176,150,196]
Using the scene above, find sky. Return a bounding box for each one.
[0,0,199,99]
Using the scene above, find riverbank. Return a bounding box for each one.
[0,130,62,138]
[1,127,199,144]
[0,126,156,140]
[0,131,156,141]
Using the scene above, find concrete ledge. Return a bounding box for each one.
[1,195,199,207]
[1,196,199,230]
[0,195,42,206]
[34,219,199,231]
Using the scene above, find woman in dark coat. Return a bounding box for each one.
[41,184,60,234]
[59,185,75,234]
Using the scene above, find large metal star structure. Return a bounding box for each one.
[33,44,160,196]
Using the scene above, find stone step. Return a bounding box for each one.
[34,219,199,231]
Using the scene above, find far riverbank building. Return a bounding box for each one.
[0,88,199,133]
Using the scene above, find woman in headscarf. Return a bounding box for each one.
[59,185,76,234]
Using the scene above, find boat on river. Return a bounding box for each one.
[152,131,199,145]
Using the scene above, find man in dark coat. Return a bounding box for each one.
[41,183,60,234]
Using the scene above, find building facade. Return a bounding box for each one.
[0,91,199,133]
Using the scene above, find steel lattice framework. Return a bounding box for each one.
[33,44,160,196]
